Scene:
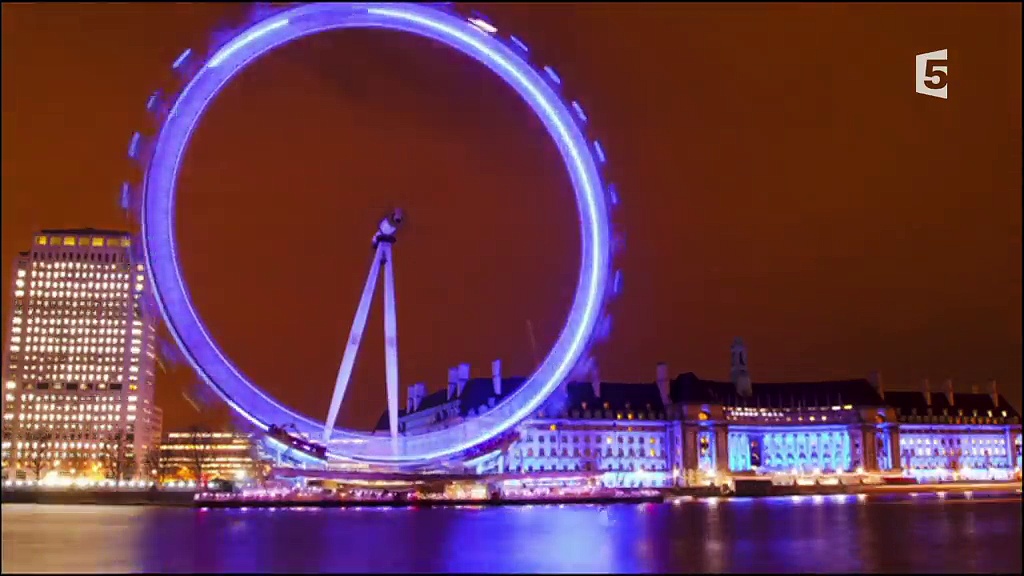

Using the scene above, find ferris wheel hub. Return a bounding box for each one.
[374,208,404,246]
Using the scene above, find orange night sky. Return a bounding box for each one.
[2,3,1020,432]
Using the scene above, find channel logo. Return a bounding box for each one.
[916,49,948,99]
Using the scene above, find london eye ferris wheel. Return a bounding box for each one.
[124,2,622,466]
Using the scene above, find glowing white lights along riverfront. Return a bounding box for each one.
[2,229,162,479]
[131,3,617,465]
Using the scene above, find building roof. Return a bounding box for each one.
[883,390,1020,421]
[39,227,129,236]
[668,372,885,409]
[373,376,527,431]
[559,381,667,414]
[456,376,527,417]
[373,371,1019,430]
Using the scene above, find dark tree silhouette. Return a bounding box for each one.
[247,443,272,487]
[102,429,132,482]
[24,429,52,481]
[185,425,212,488]
[143,448,164,483]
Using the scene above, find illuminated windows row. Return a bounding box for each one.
[900,436,1007,446]
[11,453,107,460]
[24,328,128,337]
[762,432,849,449]
[15,376,126,387]
[34,235,131,248]
[31,269,130,279]
[161,444,259,452]
[30,281,132,291]
[31,262,127,272]
[30,262,128,272]
[31,262,125,270]
[15,441,125,450]
[908,447,1009,457]
[25,307,129,316]
[30,278,133,288]
[518,447,663,459]
[21,364,121,373]
[18,376,122,386]
[23,335,128,346]
[19,401,123,411]
[17,404,123,413]
[17,394,119,402]
[20,345,126,353]
[26,319,128,327]
[28,289,130,299]
[521,432,666,445]
[7,423,117,432]
[17,414,123,423]
[20,370,124,385]
[31,252,129,264]
[22,337,127,347]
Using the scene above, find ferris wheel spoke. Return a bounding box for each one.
[323,244,386,442]
[382,243,401,452]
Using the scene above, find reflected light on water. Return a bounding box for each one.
[1,497,1021,574]
[438,505,637,573]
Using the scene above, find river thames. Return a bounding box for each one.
[2,494,1021,573]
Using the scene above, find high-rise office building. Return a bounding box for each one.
[2,228,160,481]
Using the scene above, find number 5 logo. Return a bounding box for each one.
[916,49,948,99]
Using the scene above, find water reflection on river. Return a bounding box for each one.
[3,495,1021,573]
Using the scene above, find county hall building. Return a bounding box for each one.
[376,339,1021,487]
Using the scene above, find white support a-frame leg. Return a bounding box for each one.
[322,211,404,452]
[322,244,384,442]
[381,243,400,451]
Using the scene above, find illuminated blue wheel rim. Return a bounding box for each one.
[142,2,612,464]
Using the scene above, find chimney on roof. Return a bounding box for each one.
[447,367,458,401]
[406,382,425,412]
[868,371,884,399]
[988,379,999,406]
[922,378,932,405]
[656,362,670,404]
[591,365,601,400]
[418,383,426,409]
[730,338,752,397]
[456,363,470,397]
[943,378,954,406]
[492,359,503,396]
